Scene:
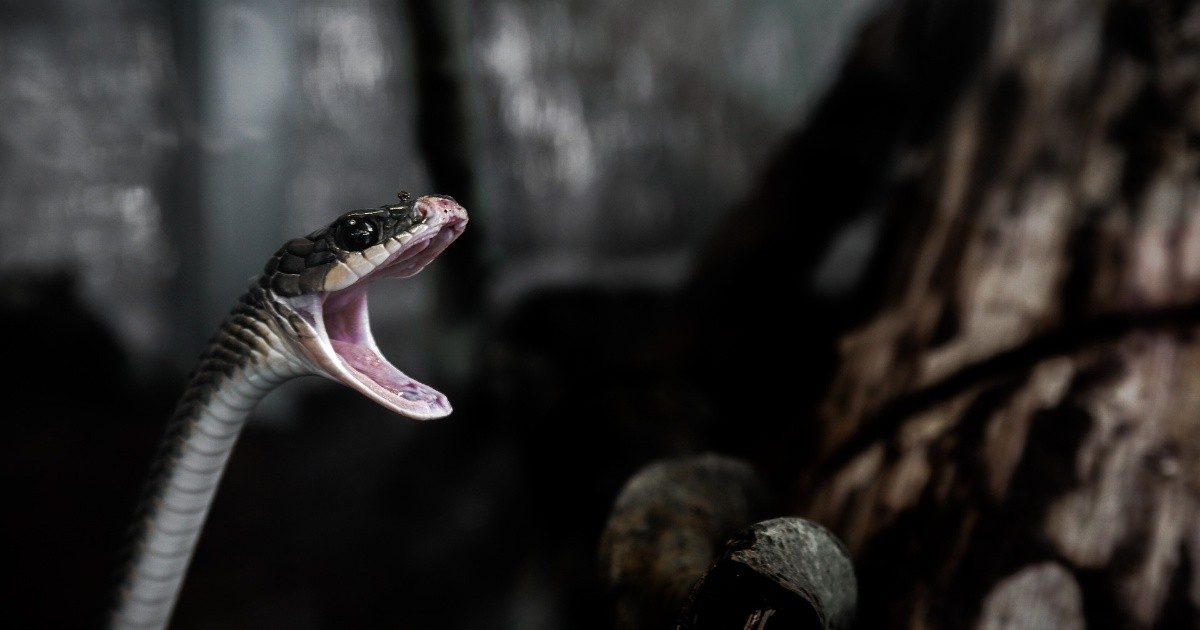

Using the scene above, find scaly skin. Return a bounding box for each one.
[109,193,468,629]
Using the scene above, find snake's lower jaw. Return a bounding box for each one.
[326,338,453,419]
[285,291,453,420]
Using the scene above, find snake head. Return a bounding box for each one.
[259,194,468,419]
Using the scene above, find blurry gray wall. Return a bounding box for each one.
[0,0,881,391]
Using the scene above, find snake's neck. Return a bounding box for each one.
[110,297,308,630]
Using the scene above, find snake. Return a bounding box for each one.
[108,192,469,629]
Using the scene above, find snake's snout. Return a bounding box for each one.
[416,194,468,227]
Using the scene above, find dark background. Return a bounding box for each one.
[0,1,885,628]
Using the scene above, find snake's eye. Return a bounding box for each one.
[335,217,380,251]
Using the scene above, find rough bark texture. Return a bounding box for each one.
[786,0,1200,627]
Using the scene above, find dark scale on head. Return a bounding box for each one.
[260,199,427,298]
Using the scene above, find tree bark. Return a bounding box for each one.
[785,0,1200,627]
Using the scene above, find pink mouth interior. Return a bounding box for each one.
[314,223,467,416]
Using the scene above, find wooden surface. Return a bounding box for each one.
[785,0,1200,627]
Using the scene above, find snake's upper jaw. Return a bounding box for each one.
[287,195,468,420]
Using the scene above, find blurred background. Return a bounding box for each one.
[1,0,883,628]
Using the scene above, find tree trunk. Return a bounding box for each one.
[786,0,1200,627]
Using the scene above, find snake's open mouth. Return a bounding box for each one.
[290,195,468,419]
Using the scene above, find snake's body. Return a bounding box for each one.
[110,193,468,629]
